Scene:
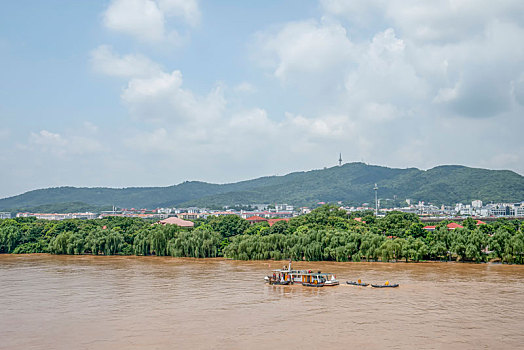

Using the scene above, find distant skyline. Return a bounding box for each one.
[1,0,524,198]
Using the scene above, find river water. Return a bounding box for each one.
[1,255,523,349]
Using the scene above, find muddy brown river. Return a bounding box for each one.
[1,255,523,349]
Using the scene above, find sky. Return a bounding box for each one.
[1,0,524,198]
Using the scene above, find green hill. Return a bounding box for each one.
[1,163,522,211]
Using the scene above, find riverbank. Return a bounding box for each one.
[1,253,519,267]
[1,205,523,264]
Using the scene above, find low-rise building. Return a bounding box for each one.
[157,217,194,228]
[177,212,203,220]
[16,212,98,220]
[268,218,289,226]
[447,222,463,230]
[246,215,267,224]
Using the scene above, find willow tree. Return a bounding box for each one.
[104,230,124,255]
[48,231,72,254]
[167,228,221,258]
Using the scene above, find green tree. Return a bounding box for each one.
[49,231,72,254]
[462,218,477,230]
[208,215,249,237]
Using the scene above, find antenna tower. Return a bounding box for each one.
[374,183,379,216]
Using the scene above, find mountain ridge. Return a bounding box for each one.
[1,163,523,211]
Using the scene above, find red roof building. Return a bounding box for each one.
[246,216,267,224]
[423,225,436,231]
[267,218,289,227]
[476,220,487,225]
[447,222,463,230]
[157,217,194,227]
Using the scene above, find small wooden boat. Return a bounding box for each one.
[371,283,399,288]
[346,281,369,286]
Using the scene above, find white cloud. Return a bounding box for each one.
[90,45,163,78]
[28,130,103,157]
[320,0,386,31]
[434,84,459,104]
[255,19,353,82]
[322,0,524,44]
[125,108,278,158]
[6,0,524,200]
[116,0,524,180]
[158,0,200,27]
[255,4,524,120]
[103,0,165,42]
[102,0,200,44]
[344,28,428,108]
[285,112,352,139]
[121,70,226,123]
[83,122,99,133]
[246,1,524,175]
[30,130,67,147]
[68,1,524,194]
[424,21,524,118]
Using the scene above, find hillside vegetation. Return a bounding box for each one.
[1,163,523,211]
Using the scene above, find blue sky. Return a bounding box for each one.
[1,0,524,198]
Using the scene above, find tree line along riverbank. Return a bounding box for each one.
[0,205,523,264]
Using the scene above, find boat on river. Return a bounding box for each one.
[346,280,369,287]
[265,261,339,287]
[371,282,399,288]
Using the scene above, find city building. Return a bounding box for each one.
[177,212,204,220]
[157,217,194,228]
[472,200,483,208]
[267,218,289,226]
[246,215,267,224]
[16,212,98,220]
[447,223,463,230]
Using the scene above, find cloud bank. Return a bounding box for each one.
[4,0,524,198]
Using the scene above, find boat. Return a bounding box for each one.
[346,281,369,287]
[371,281,399,288]
[270,279,291,286]
[302,281,324,287]
[265,260,339,287]
[324,274,340,286]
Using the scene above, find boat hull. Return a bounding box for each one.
[346,281,369,286]
[324,281,339,286]
[371,284,399,288]
[302,282,324,287]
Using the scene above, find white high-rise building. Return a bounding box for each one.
[472,200,483,208]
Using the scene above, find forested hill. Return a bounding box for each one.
[1,163,523,211]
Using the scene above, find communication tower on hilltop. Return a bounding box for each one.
[338,153,342,166]
[374,183,379,216]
